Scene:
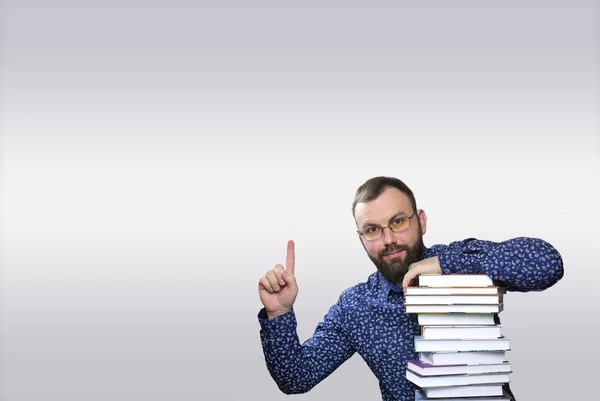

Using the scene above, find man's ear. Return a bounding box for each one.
[417,209,427,235]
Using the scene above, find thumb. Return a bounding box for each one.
[402,268,418,291]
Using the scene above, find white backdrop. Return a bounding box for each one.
[1,1,598,400]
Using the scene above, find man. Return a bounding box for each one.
[257,176,564,401]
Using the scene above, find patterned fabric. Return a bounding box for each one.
[258,237,563,401]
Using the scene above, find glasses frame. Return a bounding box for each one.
[357,211,417,241]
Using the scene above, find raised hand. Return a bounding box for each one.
[258,240,299,319]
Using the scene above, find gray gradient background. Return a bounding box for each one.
[1,1,598,400]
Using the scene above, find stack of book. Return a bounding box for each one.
[404,274,514,400]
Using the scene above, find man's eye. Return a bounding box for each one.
[391,217,406,228]
[366,227,378,233]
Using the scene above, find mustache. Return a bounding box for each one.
[380,244,409,256]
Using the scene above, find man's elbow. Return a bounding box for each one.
[276,381,313,395]
[545,250,564,290]
[278,386,311,395]
[535,238,564,290]
[272,373,317,395]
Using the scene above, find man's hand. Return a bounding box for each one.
[402,256,442,291]
[258,240,299,319]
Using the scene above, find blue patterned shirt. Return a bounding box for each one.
[258,237,564,400]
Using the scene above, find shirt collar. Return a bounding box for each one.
[377,271,404,301]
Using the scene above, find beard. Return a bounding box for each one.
[368,235,425,286]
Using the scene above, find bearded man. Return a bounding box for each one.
[257,176,564,401]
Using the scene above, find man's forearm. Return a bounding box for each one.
[260,310,315,394]
[437,237,564,292]
[258,305,355,394]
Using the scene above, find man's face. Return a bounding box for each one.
[354,187,427,285]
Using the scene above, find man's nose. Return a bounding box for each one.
[382,226,397,245]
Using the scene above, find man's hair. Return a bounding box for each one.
[352,176,417,217]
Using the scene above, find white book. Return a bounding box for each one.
[405,294,503,305]
[406,304,503,314]
[406,286,505,296]
[406,369,511,387]
[423,384,505,398]
[420,351,508,365]
[407,360,512,376]
[417,313,496,326]
[422,325,502,340]
[414,336,511,352]
[415,389,513,400]
[418,274,494,288]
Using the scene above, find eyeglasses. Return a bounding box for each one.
[357,212,417,241]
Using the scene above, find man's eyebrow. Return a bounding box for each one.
[362,212,408,227]
[386,212,409,222]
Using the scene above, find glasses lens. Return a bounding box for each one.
[390,216,410,232]
[363,227,382,241]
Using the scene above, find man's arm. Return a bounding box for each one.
[432,237,564,292]
[258,297,355,394]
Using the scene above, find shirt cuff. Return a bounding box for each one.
[438,248,487,276]
[438,250,469,275]
[258,308,298,348]
[258,308,296,331]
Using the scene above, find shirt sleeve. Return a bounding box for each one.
[432,237,564,292]
[257,297,355,394]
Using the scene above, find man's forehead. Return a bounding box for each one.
[354,187,412,224]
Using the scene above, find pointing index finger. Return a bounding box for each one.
[286,239,295,274]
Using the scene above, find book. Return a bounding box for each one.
[414,336,510,352]
[417,313,497,326]
[423,383,505,398]
[418,274,494,288]
[407,359,512,376]
[421,325,502,340]
[415,388,513,400]
[406,304,503,314]
[405,294,503,305]
[406,369,511,387]
[407,273,514,400]
[420,350,508,365]
[406,286,506,296]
